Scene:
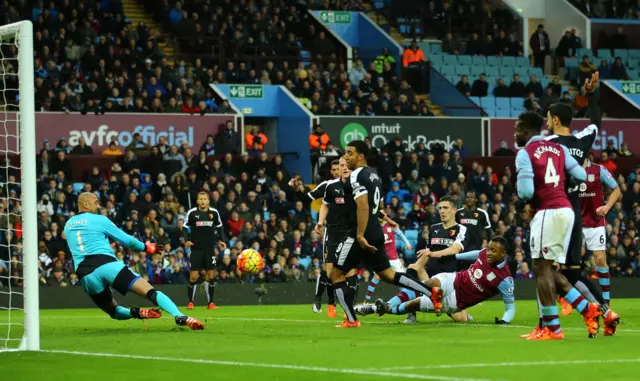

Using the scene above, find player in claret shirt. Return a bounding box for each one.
[375,237,515,324]
[578,159,622,335]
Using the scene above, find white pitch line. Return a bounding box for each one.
[36,315,640,333]
[38,349,495,381]
[375,358,640,371]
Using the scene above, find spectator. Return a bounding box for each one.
[516,262,535,280]
[348,59,366,87]
[539,87,559,113]
[493,140,516,157]
[402,40,427,93]
[529,24,550,68]
[309,125,330,151]
[493,78,509,97]
[245,126,268,151]
[441,33,460,55]
[599,151,617,175]
[455,75,471,96]
[102,142,123,156]
[556,30,575,59]
[579,55,597,84]
[471,73,488,97]
[611,57,628,80]
[375,48,396,74]
[50,150,72,179]
[573,87,589,117]
[70,138,94,155]
[508,74,526,98]
[526,75,544,98]
[385,181,410,204]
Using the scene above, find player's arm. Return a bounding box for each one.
[316,202,329,231]
[481,209,492,247]
[455,249,482,261]
[304,180,327,201]
[585,72,602,130]
[213,209,228,249]
[495,277,516,324]
[377,205,398,229]
[515,149,534,200]
[395,229,412,249]
[561,145,587,181]
[98,216,147,252]
[598,165,622,216]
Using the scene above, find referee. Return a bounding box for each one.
[184,191,228,310]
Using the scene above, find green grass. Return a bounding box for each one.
[1,300,640,381]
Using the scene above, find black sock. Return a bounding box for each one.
[188,281,197,303]
[393,272,431,297]
[326,281,335,305]
[562,268,606,306]
[334,281,357,322]
[205,281,215,304]
[347,275,359,305]
[315,272,326,304]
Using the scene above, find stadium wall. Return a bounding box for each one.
[1,112,237,154]
[319,116,485,155]
[5,279,640,309]
[429,69,485,117]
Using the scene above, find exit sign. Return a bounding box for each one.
[319,11,351,24]
[621,81,640,95]
[229,85,263,99]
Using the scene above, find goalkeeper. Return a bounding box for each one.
[64,193,204,330]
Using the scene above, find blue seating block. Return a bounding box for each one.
[614,49,629,59]
[480,96,496,107]
[500,67,514,77]
[458,55,472,65]
[496,97,510,110]
[443,54,458,66]
[472,56,487,66]
[496,109,510,117]
[502,56,516,66]
[455,65,470,76]
[469,96,481,105]
[487,56,501,66]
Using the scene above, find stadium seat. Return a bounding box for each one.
[73,183,84,194]
[515,56,530,67]
[502,56,516,66]
[597,48,612,58]
[374,0,384,10]
[496,97,510,110]
[298,256,312,269]
[564,58,578,68]
[480,96,496,107]
[399,24,408,34]
[628,49,640,58]
[577,48,592,57]
[446,75,457,84]
[458,55,472,65]
[487,56,501,66]
[510,109,522,117]
[311,210,318,221]
[509,97,524,108]
[469,96,481,105]
[455,65,471,76]
[614,49,629,59]
[470,66,484,77]
[529,67,544,78]
[496,109,510,117]
[430,44,442,53]
[443,54,458,66]
[485,66,499,77]
[402,202,413,212]
[404,230,419,241]
[488,84,496,95]
[499,67,514,77]
[428,54,444,65]
[472,56,487,66]
[514,68,528,78]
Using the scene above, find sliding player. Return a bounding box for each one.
[65,193,204,330]
[578,159,622,335]
[515,112,601,340]
[363,218,412,303]
[375,237,515,324]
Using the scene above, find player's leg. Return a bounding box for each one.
[378,273,449,316]
[204,251,218,309]
[364,273,380,303]
[129,277,205,330]
[346,269,359,305]
[81,263,161,321]
[187,250,204,309]
[330,237,360,327]
[313,264,326,313]
[324,243,338,317]
[387,262,427,308]
[585,226,611,306]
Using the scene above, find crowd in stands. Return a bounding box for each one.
[1,129,637,288]
[569,0,640,19]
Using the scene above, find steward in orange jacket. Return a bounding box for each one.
[402,40,426,67]
[245,127,268,150]
[309,125,330,150]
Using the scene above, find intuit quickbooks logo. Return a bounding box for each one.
[339,123,368,148]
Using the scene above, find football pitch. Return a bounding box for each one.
[1,300,639,381]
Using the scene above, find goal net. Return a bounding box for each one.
[0,21,39,352]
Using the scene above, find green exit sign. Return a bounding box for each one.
[229,85,263,99]
[319,11,351,24]
[621,81,640,95]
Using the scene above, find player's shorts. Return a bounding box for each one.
[389,258,405,273]
[564,204,584,267]
[582,226,606,252]
[419,272,459,315]
[80,261,140,296]
[334,235,390,273]
[530,207,575,264]
[190,249,217,271]
[323,229,348,264]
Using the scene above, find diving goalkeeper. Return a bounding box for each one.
[64,193,204,330]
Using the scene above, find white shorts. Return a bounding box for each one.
[530,208,575,264]
[389,259,405,273]
[419,272,459,315]
[582,226,606,252]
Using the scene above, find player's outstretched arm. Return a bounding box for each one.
[99,215,146,252]
[496,277,516,324]
[455,250,482,261]
[585,71,602,130]
[561,145,587,181]
[515,150,534,200]
[395,229,412,249]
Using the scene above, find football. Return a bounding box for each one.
[237,249,265,274]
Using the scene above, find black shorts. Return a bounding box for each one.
[323,229,348,264]
[564,204,583,268]
[190,249,217,271]
[333,235,390,273]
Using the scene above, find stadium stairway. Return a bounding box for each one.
[122,0,174,62]
[363,1,405,44]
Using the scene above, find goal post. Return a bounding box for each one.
[0,20,39,351]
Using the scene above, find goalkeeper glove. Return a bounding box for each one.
[494,317,509,325]
[144,241,157,254]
